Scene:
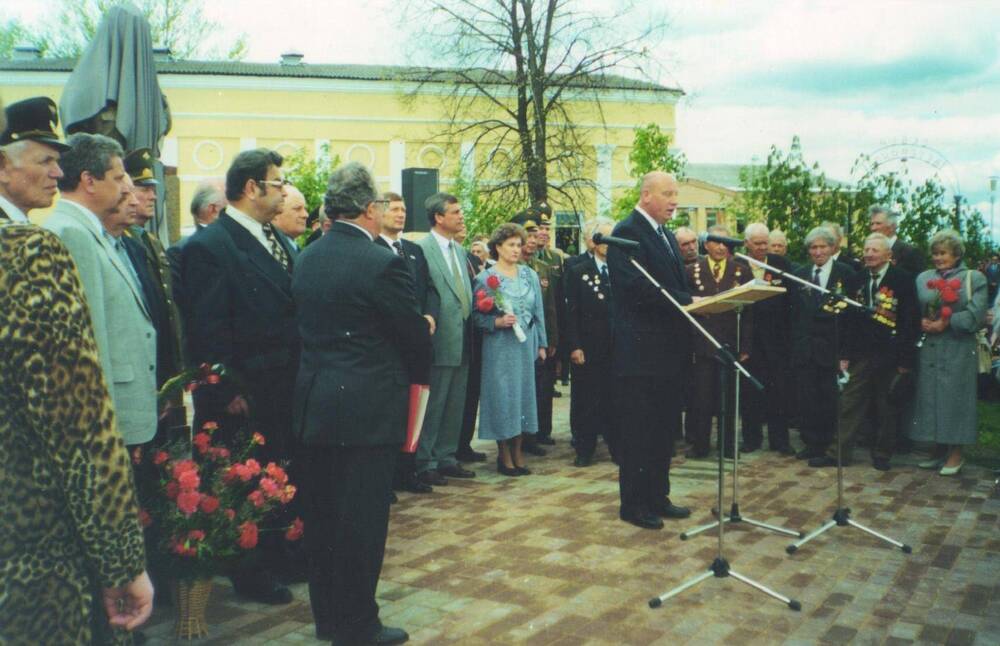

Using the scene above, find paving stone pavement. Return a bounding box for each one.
[143,392,1000,645]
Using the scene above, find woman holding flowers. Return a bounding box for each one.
[910,229,988,475]
[473,223,547,476]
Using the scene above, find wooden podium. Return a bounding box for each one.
[684,281,786,314]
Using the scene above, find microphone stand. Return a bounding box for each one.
[623,253,799,612]
[734,253,912,556]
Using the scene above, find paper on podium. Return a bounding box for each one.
[684,281,786,315]
[403,384,430,453]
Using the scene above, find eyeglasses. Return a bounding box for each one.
[258,178,292,189]
[372,199,391,208]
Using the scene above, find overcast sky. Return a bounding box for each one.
[7,0,1000,232]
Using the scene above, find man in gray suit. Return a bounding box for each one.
[44,133,157,447]
[415,193,476,485]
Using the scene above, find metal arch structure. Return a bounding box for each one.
[860,140,961,197]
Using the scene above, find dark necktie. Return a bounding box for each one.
[656,227,676,260]
[870,271,880,304]
[263,223,290,271]
[712,260,722,282]
[812,267,822,304]
[392,240,404,257]
[600,264,609,285]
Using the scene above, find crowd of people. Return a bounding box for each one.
[1,92,993,644]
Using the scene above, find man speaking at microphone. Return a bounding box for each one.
[606,171,693,530]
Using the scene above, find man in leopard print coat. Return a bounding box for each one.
[1,96,152,644]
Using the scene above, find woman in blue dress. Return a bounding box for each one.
[473,223,547,476]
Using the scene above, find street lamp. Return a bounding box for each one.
[990,175,998,239]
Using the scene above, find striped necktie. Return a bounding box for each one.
[263,223,290,271]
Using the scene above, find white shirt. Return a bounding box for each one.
[594,257,608,275]
[0,194,29,223]
[379,233,402,251]
[810,257,835,289]
[227,205,270,250]
[634,205,661,234]
[869,262,889,286]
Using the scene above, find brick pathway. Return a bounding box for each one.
[144,393,1000,644]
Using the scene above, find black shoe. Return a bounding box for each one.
[523,443,547,456]
[389,491,398,504]
[796,448,823,460]
[620,509,663,530]
[497,459,522,477]
[332,625,409,645]
[536,436,556,446]
[808,456,838,468]
[401,475,433,494]
[232,580,293,605]
[872,457,891,471]
[574,455,593,467]
[651,501,691,519]
[688,449,710,459]
[552,390,563,398]
[438,464,475,478]
[456,449,487,462]
[416,470,447,486]
[773,445,795,456]
[741,444,760,454]
[515,466,532,475]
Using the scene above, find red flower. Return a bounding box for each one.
[244,459,261,476]
[475,288,487,301]
[177,470,200,492]
[940,306,953,320]
[947,278,961,290]
[259,477,280,499]
[210,447,231,460]
[476,296,495,313]
[187,529,206,541]
[153,451,169,465]
[192,432,211,454]
[177,491,201,516]
[199,495,220,514]
[184,381,198,392]
[165,481,179,500]
[940,288,958,304]
[252,432,266,446]
[171,539,197,557]
[486,274,501,289]
[224,508,236,520]
[201,421,219,432]
[280,485,297,504]
[285,518,305,541]
[265,463,288,485]
[248,490,266,507]
[206,373,221,385]
[225,464,252,483]
[237,521,259,549]
[138,509,153,528]
[173,459,198,476]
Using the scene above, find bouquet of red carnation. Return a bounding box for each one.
[476,273,527,342]
[917,276,961,348]
[141,421,302,580]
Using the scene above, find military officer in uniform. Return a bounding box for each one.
[565,219,617,466]
[0,97,68,222]
[534,203,568,403]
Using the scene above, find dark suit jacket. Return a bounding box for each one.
[374,236,440,322]
[166,224,205,318]
[292,221,432,447]
[842,264,920,370]
[565,256,612,366]
[790,260,856,368]
[686,256,753,358]
[891,239,926,277]
[181,211,300,448]
[744,253,794,361]
[607,210,693,377]
[835,249,863,273]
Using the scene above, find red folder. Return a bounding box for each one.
[403,384,430,453]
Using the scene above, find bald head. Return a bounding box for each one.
[273,185,308,238]
[638,171,679,225]
[674,226,698,263]
[744,222,769,260]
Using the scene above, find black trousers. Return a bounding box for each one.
[573,358,617,459]
[535,354,557,438]
[304,444,396,639]
[458,330,483,453]
[615,375,680,515]
[740,351,791,450]
[795,362,838,452]
[685,356,736,456]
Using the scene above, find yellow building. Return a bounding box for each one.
[1,53,687,246]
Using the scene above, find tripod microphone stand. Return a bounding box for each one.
[733,253,912,556]
[681,299,803,541]
[621,256,800,612]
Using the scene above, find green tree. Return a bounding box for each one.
[453,164,515,243]
[0,0,247,60]
[282,144,341,216]
[613,123,686,224]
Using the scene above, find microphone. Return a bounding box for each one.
[593,232,639,251]
[698,232,744,247]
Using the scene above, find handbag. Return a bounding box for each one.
[967,270,992,374]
